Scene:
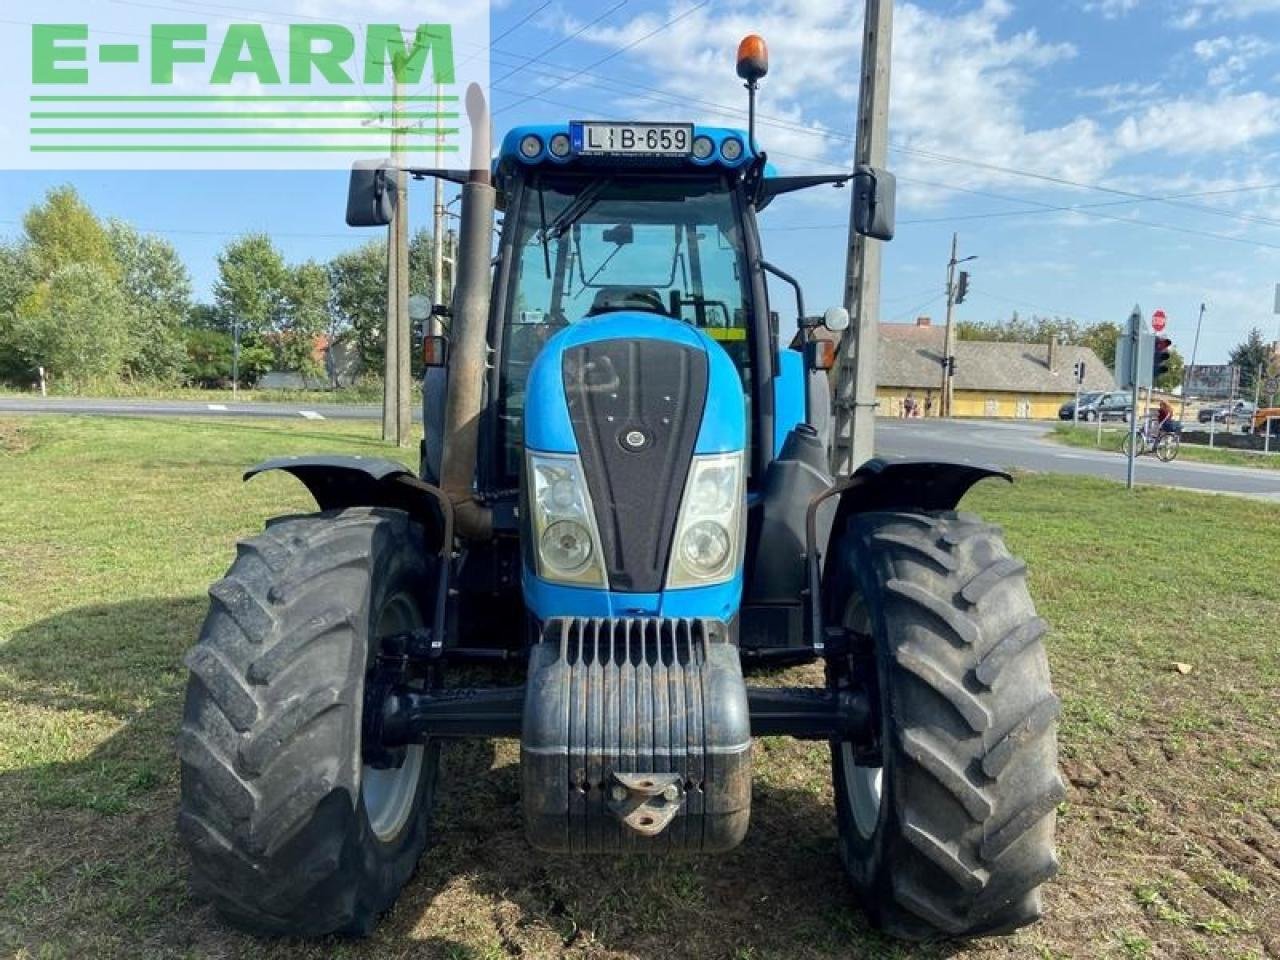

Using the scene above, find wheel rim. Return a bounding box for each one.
[838,593,883,839]
[362,592,425,844]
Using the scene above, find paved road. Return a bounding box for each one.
[3,397,1278,500]
[0,396,383,421]
[875,418,1280,501]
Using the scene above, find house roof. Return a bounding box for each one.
[877,324,1115,394]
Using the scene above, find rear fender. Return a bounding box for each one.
[245,455,453,556]
[805,458,1010,651]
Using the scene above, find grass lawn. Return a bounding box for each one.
[0,382,403,405]
[1,415,1277,960]
[1051,422,1280,471]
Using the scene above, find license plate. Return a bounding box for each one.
[571,122,693,157]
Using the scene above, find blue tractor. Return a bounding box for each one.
[178,37,1061,942]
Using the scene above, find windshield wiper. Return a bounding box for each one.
[540,178,613,244]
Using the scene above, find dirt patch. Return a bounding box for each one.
[0,420,32,454]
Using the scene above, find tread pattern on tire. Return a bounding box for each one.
[177,507,435,937]
[830,510,1063,941]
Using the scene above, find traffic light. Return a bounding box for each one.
[1073,360,1086,383]
[954,271,970,305]
[948,356,957,375]
[1152,336,1172,380]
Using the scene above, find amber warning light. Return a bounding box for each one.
[736,35,769,82]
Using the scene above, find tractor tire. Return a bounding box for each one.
[825,510,1063,940]
[177,507,441,937]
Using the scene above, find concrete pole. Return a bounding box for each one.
[940,233,957,417]
[1180,302,1204,424]
[431,83,447,338]
[832,0,893,476]
[382,64,412,446]
[382,70,402,444]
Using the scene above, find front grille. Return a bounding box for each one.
[562,339,707,593]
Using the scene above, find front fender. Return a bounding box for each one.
[832,457,1011,525]
[245,455,452,554]
[803,458,1010,649]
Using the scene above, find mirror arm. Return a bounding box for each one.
[758,259,804,329]
[407,167,472,186]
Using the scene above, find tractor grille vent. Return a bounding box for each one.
[544,616,727,668]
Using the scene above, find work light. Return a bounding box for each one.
[519,134,543,159]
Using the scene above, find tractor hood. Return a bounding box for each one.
[522,313,747,620]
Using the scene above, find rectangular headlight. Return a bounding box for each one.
[667,452,744,589]
[527,452,607,588]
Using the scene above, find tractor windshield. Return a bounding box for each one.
[498,175,754,478]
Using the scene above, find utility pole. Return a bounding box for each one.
[382,62,412,446]
[430,83,447,337]
[939,234,976,418]
[941,233,957,417]
[832,0,893,476]
[1180,302,1204,423]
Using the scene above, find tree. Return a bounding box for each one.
[327,239,388,365]
[213,234,289,341]
[11,263,130,385]
[23,186,119,281]
[278,260,330,378]
[0,243,36,381]
[108,221,192,381]
[1155,347,1185,393]
[957,312,1123,373]
[1229,328,1275,397]
[183,327,272,387]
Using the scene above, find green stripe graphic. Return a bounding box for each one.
[31,95,459,103]
[30,145,459,153]
[30,112,459,120]
[32,128,460,136]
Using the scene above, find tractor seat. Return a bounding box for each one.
[586,286,668,317]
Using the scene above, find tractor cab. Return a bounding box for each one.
[488,123,772,488]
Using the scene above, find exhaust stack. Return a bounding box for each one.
[439,83,495,540]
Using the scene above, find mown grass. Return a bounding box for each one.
[0,379,405,405]
[1051,422,1280,470]
[1,416,1277,960]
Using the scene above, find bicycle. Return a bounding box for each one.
[1121,418,1180,462]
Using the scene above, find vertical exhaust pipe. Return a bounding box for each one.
[439,83,495,540]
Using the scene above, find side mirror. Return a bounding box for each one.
[851,165,896,242]
[346,160,398,228]
[822,306,850,332]
[602,223,634,245]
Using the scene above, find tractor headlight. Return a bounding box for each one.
[527,452,606,586]
[667,452,744,587]
[519,134,543,160]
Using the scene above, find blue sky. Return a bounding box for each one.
[3,0,1280,363]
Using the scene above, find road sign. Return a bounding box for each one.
[1185,364,1240,400]
[1115,332,1154,390]
[1151,309,1167,333]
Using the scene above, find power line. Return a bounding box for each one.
[492,0,713,118]
[492,2,629,88]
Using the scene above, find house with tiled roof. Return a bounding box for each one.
[876,318,1115,419]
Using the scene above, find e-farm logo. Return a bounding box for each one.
[7,2,489,170]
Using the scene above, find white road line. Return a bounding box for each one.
[207,404,228,411]
[299,410,325,420]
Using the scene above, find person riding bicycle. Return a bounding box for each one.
[1155,399,1174,433]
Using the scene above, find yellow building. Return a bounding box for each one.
[877,321,1114,419]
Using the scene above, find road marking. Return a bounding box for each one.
[206,404,227,411]
[299,410,325,420]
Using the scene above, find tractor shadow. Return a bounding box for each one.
[0,598,963,959]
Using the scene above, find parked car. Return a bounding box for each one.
[1096,391,1134,422]
[1059,391,1105,420]
[1198,400,1256,425]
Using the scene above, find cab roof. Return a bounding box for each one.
[495,123,776,191]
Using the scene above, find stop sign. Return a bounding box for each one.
[1152,309,1167,333]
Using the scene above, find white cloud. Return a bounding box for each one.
[1114,91,1280,154]
[1192,33,1274,86]
[1172,0,1280,27]
[1083,0,1140,18]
